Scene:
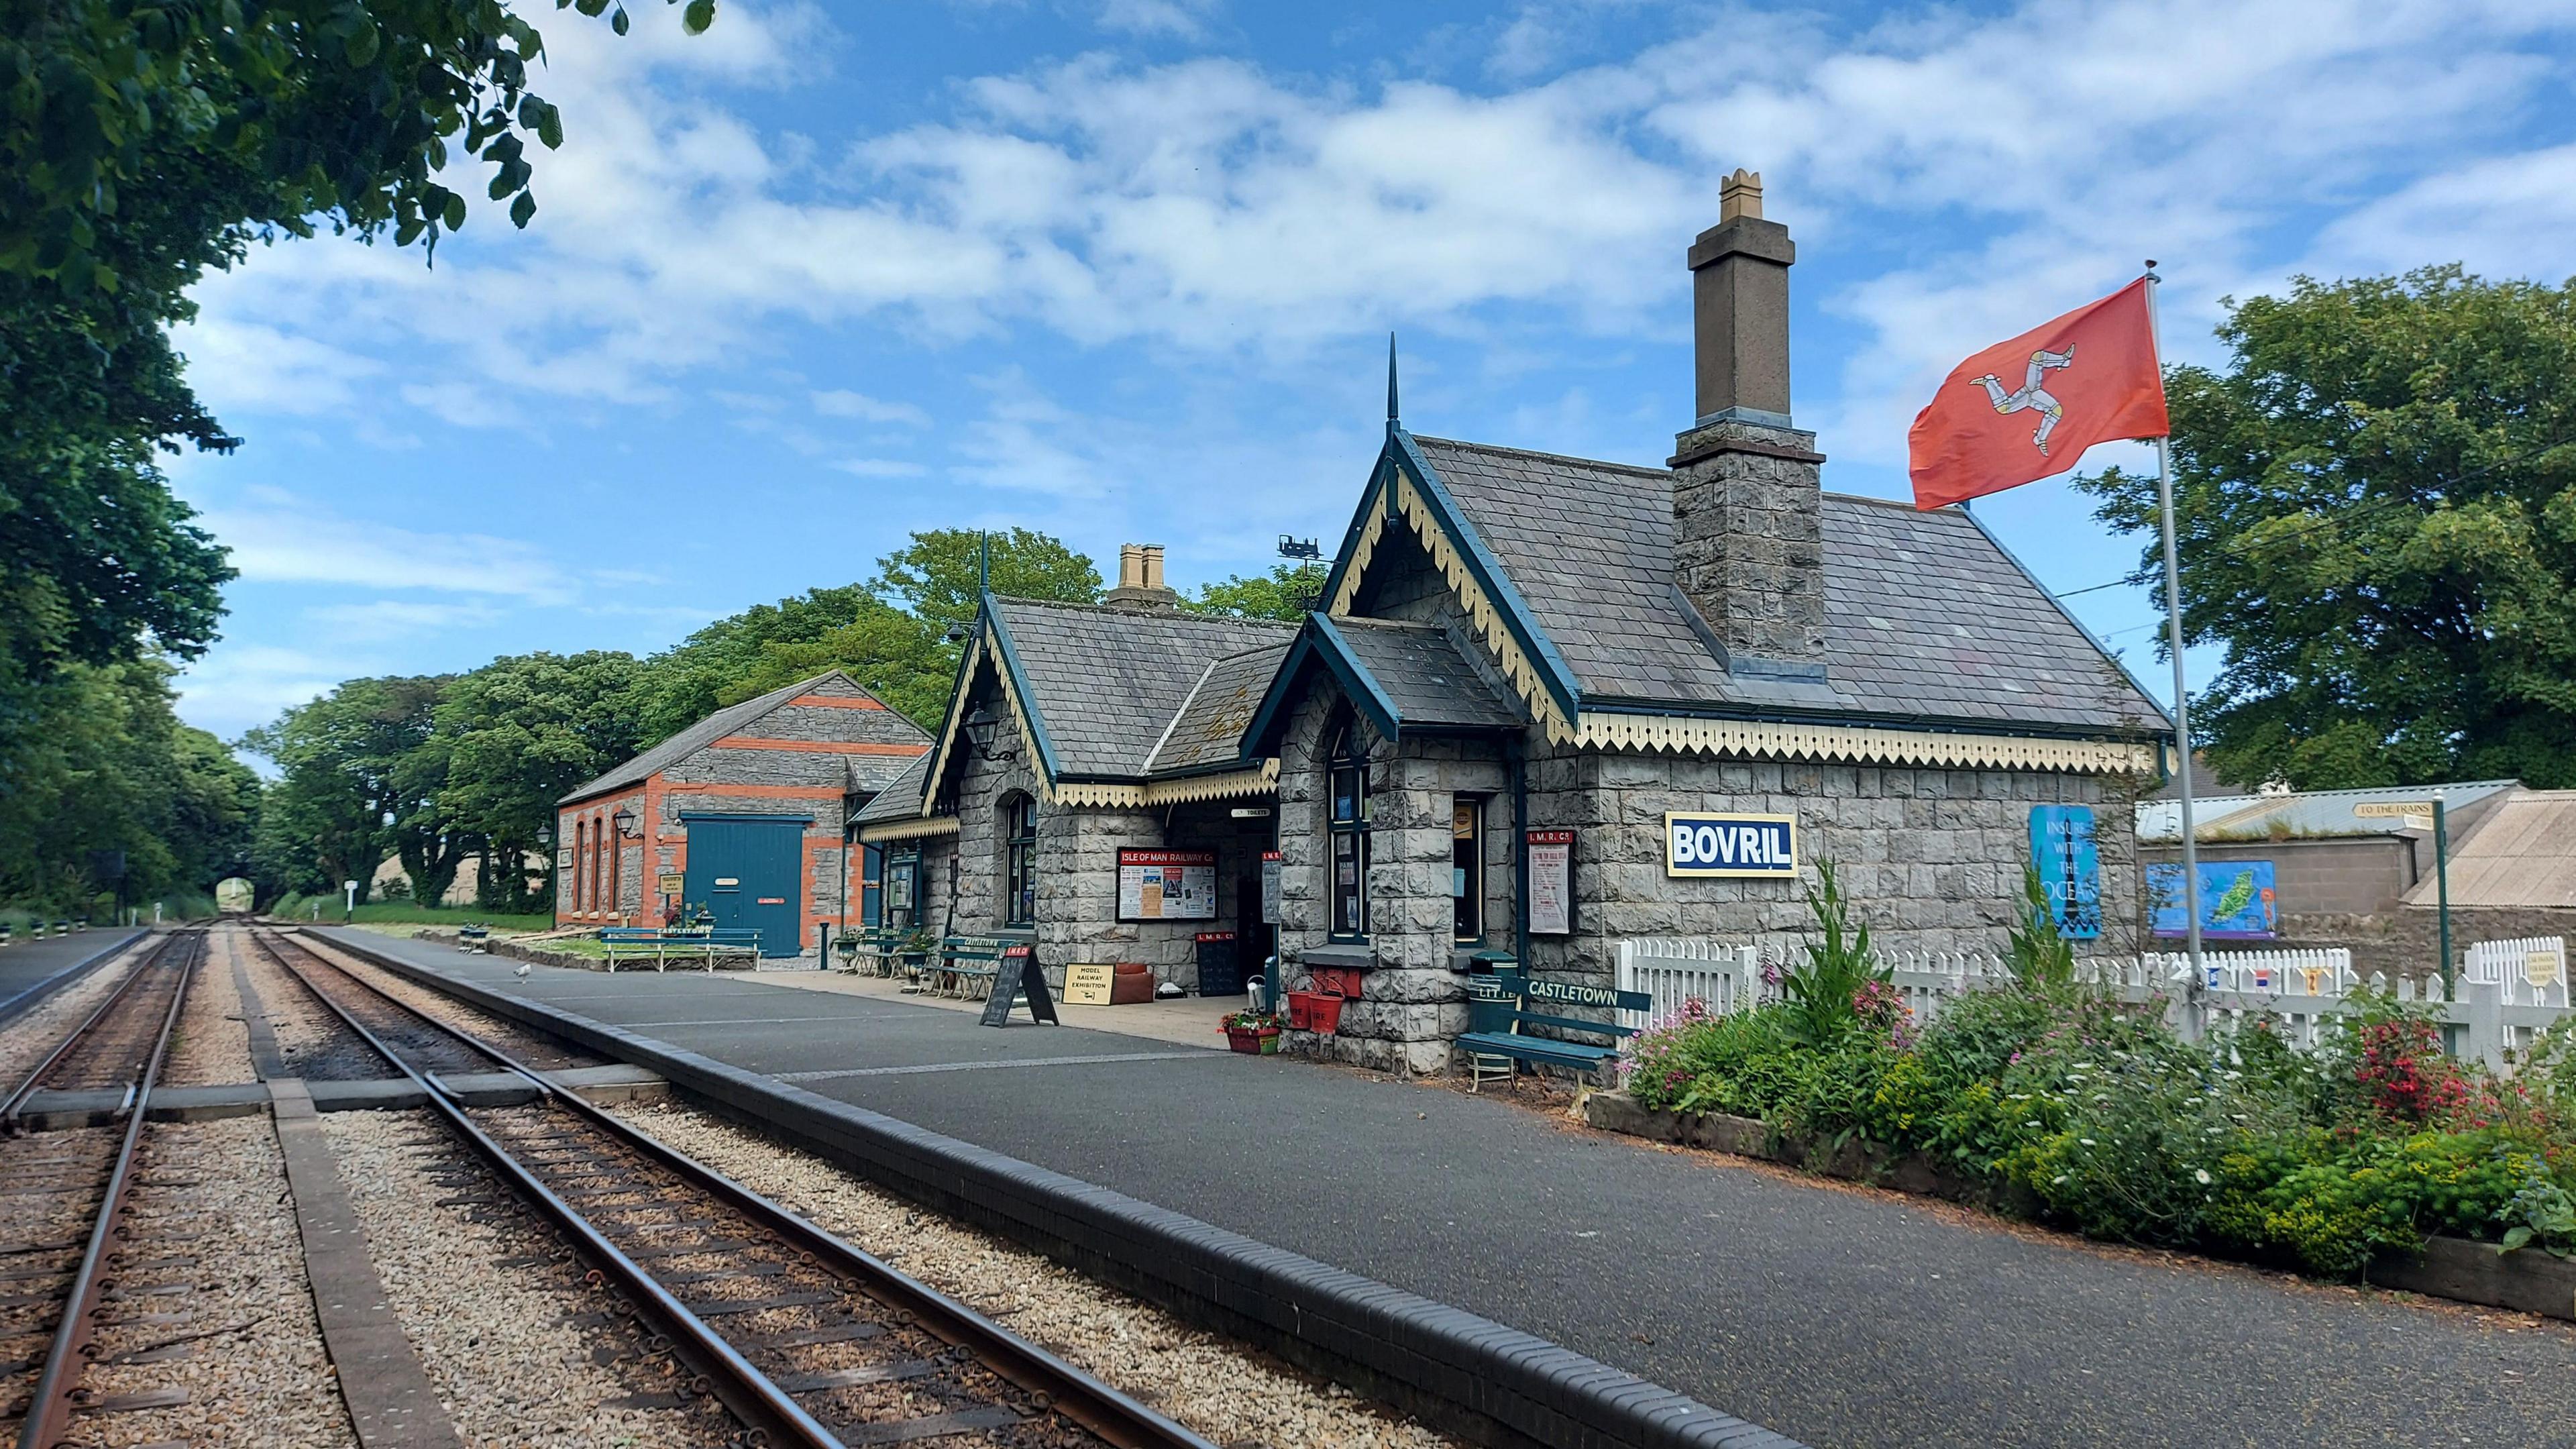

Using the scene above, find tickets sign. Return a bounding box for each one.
[1664,812,1798,878]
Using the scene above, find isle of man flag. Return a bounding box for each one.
[1908,277,2170,511]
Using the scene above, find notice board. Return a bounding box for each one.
[1117,849,1217,922]
[1525,829,1575,935]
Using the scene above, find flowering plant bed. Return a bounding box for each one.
[1612,861,2576,1302]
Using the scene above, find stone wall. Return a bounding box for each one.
[1670,419,1826,667]
[2267,906,2576,983]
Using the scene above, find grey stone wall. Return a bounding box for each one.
[1670,419,1825,665]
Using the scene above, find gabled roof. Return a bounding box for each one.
[1145,643,1294,775]
[982,598,1295,780]
[1346,433,2165,735]
[561,670,879,805]
[1246,614,1525,751]
[850,752,930,826]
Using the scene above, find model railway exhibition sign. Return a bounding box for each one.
[1664,812,1799,878]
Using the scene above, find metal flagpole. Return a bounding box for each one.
[2143,262,2206,1002]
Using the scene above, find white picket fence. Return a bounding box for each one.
[1613,936,2573,1072]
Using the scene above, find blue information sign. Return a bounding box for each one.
[1664,812,1799,878]
[2028,805,2102,940]
[2147,860,2278,940]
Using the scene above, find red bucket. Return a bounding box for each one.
[1287,990,1344,1034]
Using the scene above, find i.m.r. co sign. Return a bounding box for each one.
[1664,811,1799,878]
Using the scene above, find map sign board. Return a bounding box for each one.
[2148,860,2279,940]
[1117,849,1217,922]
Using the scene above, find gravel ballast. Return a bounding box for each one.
[610,1101,1459,1449]
[0,941,149,1088]
[162,932,252,1086]
[317,1108,731,1449]
[57,1115,356,1449]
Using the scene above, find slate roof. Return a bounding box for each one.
[562,671,845,804]
[1327,618,1523,730]
[1405,435,2166,733]
[991,599,1296,779]
[1145,643,1293,775]
[849,752,930,826]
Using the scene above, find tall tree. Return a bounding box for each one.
[2080,266,2576,789]
[869,527,1103,635]
[635,584,877,743]
[437,650,644,911]
[714,597,953,729]
[242,675,451,905]
[1185,562,1326,621]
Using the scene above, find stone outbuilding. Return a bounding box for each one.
[865,174,2175,1071]
[555,671,932,956]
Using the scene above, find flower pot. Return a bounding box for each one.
[1286,990,1344,1034]
[1225,1026,1281,1055]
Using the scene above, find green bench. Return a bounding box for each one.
[602,926,762,972]
[934,936,1010,1000]
[1457,971,1647,1091]
[834,926,905,977]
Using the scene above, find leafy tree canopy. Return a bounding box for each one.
[1185,562,1325,621]
[2079,266,2576,790]
[715,595,955,730]
[869,527,1104,634]
[436,649,643,910]
[241,674,449,904]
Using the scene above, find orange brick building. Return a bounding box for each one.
[554,672,932,956]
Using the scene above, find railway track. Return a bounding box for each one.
[0,928,204,1448]
[251,927,1214,1449]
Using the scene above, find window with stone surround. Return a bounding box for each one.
[574,819,589,913]
[1328,722,1371,940]
[1002,793,1038,928]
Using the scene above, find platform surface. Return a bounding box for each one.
[0,927,146,1024]
[325,928,2576,1449]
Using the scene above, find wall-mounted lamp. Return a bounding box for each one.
[612,806,640,839]
[535,824,553,847]
[961,704,1016,763]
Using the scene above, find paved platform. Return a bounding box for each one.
[327,928,2576,1449]
[0,927,145,1026]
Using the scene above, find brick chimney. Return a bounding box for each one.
[1670,170,1827,678]
[1104,543,1179,609]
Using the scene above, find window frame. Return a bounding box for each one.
[574,819,588,914]
[1002,794,1038,929]
[1326,724,1371,941]
[1450,795,1483,945]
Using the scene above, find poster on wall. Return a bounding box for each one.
[1117,849,1218,922]
[2147,861,2279,939]
[1663,812,1797,877]
[1260,850,1283,924]
[2026,805,2102,940]
[1525,829,1575,935]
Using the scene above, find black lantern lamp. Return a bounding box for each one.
[535,823,552,847]
[612,805,639,839]
[961,703,1015,762]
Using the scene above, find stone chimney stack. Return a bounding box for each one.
[1105,543,1180,610]
[1670,170,1827,678]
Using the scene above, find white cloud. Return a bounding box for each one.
[303,600,506,634]
[2304,142,2576,282]
[812,389,932,425]
[172,645,357,741]
[201,498,577,604]
[1097,0,1219,40]
[833,457,930,477]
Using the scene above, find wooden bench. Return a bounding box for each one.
[602,927,763,973]
[935,936,1010,1000]
[1456,971,1647,1091]
[457,923,492,953]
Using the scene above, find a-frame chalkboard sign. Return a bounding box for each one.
[979,945,1059,1027]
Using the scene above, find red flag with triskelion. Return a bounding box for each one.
[1908,277,2169,510]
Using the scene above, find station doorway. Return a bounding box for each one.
[680,813,809,957]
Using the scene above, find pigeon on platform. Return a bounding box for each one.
[515,963,532,980]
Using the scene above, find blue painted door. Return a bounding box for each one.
[682,814,808,957]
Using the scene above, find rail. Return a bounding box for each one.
[251,928,1212,1449]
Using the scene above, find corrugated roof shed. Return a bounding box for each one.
[1407,435,2165,732]
[2139,781,2519,843]
[2402,790,2576,908]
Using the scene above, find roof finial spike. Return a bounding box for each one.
[977,530,990,594]
[1386,331,1400,437]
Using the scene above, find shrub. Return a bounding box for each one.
[1776,859,1889,1048]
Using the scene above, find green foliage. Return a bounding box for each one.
[1185,563,1326,621]
[712,596,955,729]
[634,583,881,743]
[869,527,1104,635]
[435,650,643,910]
[1620,963,2576,1279]
[242,675,452,906]
[1777,859,1888,1047]
[2077,266,2576,788]
[2004,865,2078,992]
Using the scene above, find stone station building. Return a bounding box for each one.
[864,174,2174,1071]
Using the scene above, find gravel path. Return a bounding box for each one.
[0,941,147,1088]
[162,933,251,1085]
[610,1101,1458,1449]
[57,1115,356,1449]
[318,1108,732,1449]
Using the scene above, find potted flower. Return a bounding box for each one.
[1220,1009,1285,1055]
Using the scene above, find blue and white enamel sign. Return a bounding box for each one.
[2027,805,2102,940]
[1664,812,1799,878]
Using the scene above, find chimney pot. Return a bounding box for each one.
[1105,542,1180,610]
[1718,168,1762,223]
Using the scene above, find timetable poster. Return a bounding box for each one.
[1116,849,1218,922]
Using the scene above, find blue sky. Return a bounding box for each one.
[168,0,2576,743]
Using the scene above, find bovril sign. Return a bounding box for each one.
[1664,812,1799,878]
